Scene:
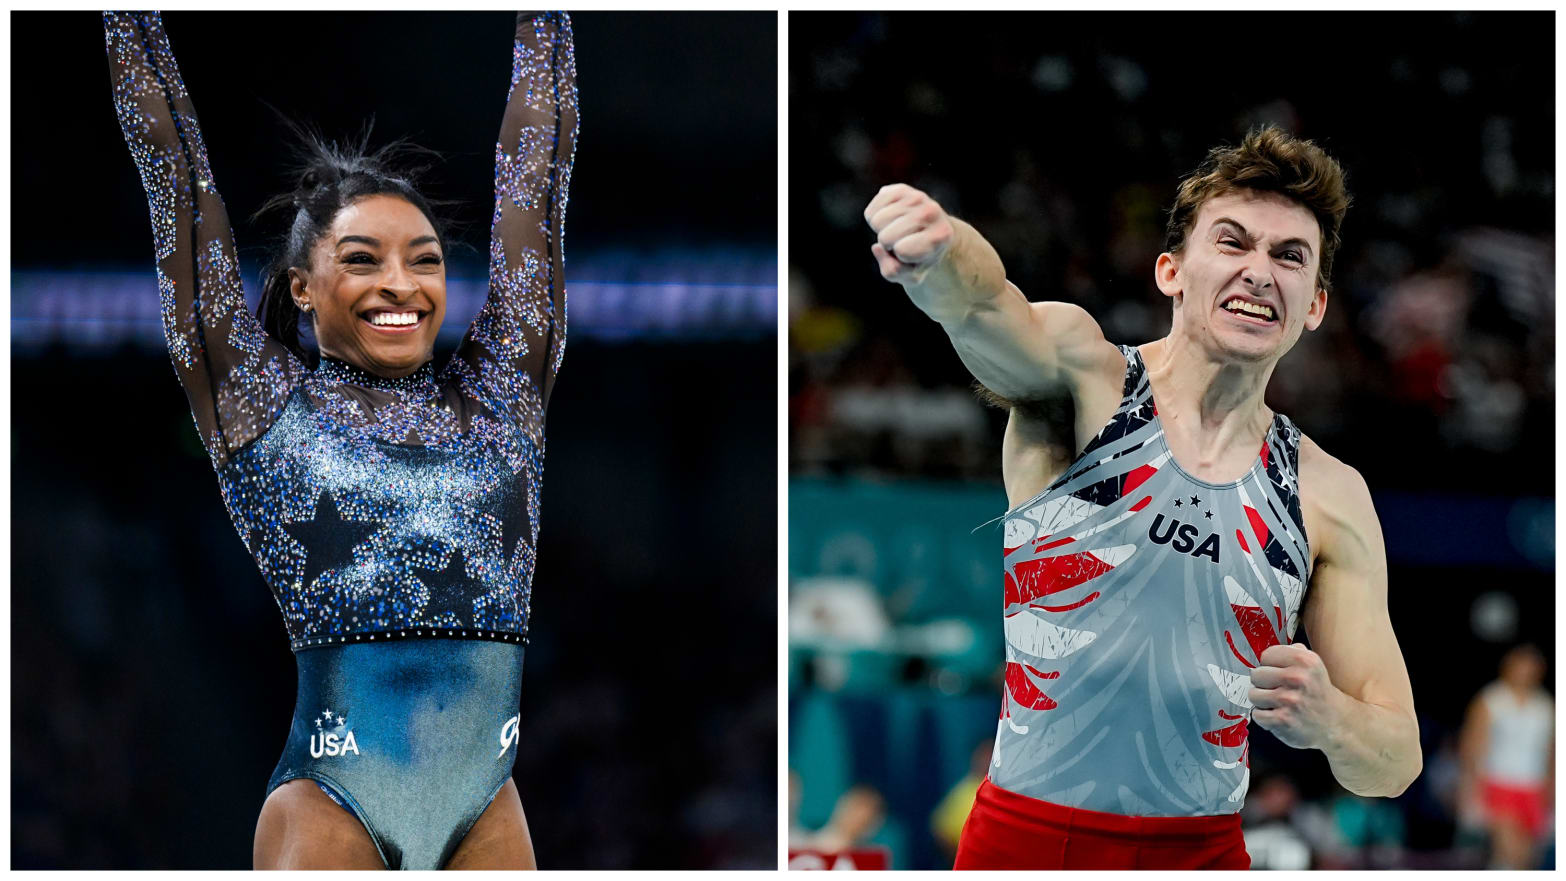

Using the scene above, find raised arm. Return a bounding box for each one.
[453,12,579,422]
[862,184,1122,403]
[104,12,301,465]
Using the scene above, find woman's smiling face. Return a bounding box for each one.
[290,194,447,378]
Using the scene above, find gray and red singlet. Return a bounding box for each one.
[990,345,1311,817]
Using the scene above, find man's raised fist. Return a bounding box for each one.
[863,183,955,283]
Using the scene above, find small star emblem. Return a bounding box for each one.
[1190,495,1201,506]
[323,709,333,721]
[315,718,323,729]
[1204,510,1213,519]
[1174,499,1183,508]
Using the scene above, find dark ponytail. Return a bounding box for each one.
[254,120,453,366]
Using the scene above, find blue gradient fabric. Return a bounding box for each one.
[268,640,526,869]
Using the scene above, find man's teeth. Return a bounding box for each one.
[1224,300,1274,319]
[368,312,419,326]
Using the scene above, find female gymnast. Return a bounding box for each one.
[104,11,577,869]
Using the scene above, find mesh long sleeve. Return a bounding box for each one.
[105,12,302,467]
[449,12,578,431]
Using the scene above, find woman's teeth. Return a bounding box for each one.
[368,312,419,326]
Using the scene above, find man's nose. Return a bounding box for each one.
[1242,256,1274,290]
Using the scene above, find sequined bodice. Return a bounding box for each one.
[220,358,543,649]
[106,12,578,650]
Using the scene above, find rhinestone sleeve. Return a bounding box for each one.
[446,12,578,446]
[104,12,303,467]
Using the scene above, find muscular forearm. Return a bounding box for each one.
[901,218,1011,326]
[1321,690,1422,797]
[866,187,1056,397]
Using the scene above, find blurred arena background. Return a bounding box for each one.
[788,11,1553,871]
[11,12,775,869]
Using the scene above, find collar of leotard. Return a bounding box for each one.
[314,355,439,396]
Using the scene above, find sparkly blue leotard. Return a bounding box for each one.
[105,11,577,868]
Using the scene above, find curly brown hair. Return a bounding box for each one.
[1164,126,1351,294]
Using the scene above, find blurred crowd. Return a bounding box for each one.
[789,12,1553,496]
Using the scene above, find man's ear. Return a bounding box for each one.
[1155,251,1182,302]
[1303,285,1328,332]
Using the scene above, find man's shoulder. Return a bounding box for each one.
[1298,434,1370,502]
[1297,434,1380,563]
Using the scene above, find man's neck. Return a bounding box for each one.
[1140,335,1277,459]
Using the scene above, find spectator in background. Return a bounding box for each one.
[792,781,904,868]
[788,771,809,847]
[805,785,889,854]
[1458,644,1554,869]
[930,741,992,863]
[1330,791,1408,868]
[789,576,892,650]
[1240,776,1314,870]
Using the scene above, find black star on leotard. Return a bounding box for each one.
[499,497,533,566]
[415,546,473,609]
[283,490,382,591]
[1190,495,1201,506]
[1173,499,1183,508]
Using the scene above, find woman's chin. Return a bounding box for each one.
[340,343,433,378]
[374,353,433,378]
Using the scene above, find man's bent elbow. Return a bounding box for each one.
[1378,708,1424,797]
[1342,747,1423,798]
[1392,749,1424,797]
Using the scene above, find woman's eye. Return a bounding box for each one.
[344,253,376,265]
[417,255,443,265]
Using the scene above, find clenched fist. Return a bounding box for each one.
[1248,643,1346,751]
[863,184,956,284]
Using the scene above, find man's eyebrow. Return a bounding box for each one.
[1210,217,1314,255]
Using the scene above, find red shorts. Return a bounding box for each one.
[954,778,1250,870]
[1482,780,1549,837]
